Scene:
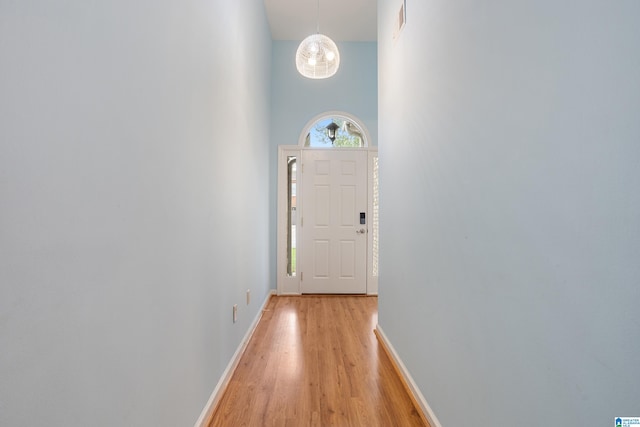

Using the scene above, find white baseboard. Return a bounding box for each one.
[375,324,443,427]
[194,289,276,427]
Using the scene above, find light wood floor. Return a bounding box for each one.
[209,295,427,427]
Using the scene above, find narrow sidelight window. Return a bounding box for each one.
[287,156,297,276]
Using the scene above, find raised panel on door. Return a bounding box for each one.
[312,240,330,278]
[314,185,330,226]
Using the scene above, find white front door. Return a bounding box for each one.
[301,150,368,294]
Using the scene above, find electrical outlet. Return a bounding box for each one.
[233,304,238,323]
[246,289,250,305]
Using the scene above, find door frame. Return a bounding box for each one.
[277,145,378,295]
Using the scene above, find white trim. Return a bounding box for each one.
[194,290,276,427]
[297,111,372,148]
[375,325,443,427]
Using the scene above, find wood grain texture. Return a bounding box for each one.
[209,296,428,427]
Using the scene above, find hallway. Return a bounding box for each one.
[209,296,427,427]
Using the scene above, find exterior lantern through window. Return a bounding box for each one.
[326,122,339,142]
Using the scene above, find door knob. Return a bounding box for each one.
[356,228,366,234]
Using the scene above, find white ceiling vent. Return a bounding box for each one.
[393,1,406,40]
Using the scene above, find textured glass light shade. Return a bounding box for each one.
[296,34,340,79]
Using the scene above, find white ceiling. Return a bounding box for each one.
[264,0,377,42]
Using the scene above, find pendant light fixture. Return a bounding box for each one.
[296,0,340,79]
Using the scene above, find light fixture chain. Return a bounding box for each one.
[316,0,320,34]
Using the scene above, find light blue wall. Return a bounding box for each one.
[270,41,378,147]
[378,1,640,426]
[0,1,272,425]
[269,41,378,287]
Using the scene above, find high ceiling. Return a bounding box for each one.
[264,0,377,42]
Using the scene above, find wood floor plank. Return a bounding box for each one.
[209,296,428,427]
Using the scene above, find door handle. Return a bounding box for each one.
[356,228,366,234]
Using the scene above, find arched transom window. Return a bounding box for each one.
[299,112,370,148]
